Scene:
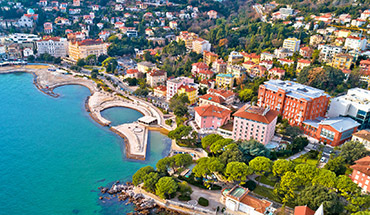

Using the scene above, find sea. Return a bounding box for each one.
[0,72,171,215]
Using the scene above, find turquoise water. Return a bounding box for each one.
[101,107,143,126]
[0,72,170,215]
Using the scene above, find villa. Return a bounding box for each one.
[194,104,231,129]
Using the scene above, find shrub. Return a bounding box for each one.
[243,180,257,191]
[198,197,209,207]
[178,194,191,201]
[165,119,173,126]
[307,150,319,159]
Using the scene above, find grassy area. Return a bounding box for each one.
[292,157,318,166]
[252,185,281,203]
[255,175,277,187]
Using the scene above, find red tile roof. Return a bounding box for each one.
[178,84,196,92]
[126,69,139,74]
[233,104,278,124]
[199,94,225,104]
[76,39,104,46]
[350,156,370,176]
[208,89,236,98]
[294,206,315,215]
[148,69,166,77]
[194,104,231,118]
[155,85,166,91]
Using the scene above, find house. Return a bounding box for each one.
[192,38,211,54]
[153,85,167,98]
[250,65,267,78]
[299,46,313,58]
[137,61,156,73]
[192,62,209,76]
[198,69,214,80]
[260,52,276,61]
[146,69,167,87]
[43,22,53,34]
[194,104,231,129]
[361,9,370,20]
[145,28,154,37]
[207,10,218,19]
[67,31,86,41]
[176,31,198,49]
[331,53,353,70]
[274,48,293,59]
[216,73,234,89]
[297,59,311,72]
[208,89,237,105]
[233,104,278,145]
[259,60,273,71]
[352,130,370,150]
[203,51,218,65]
[18,14,35,28]
[98,31,111,41]
[73,0,80,6]
[169,21,177,29]
[283,37,301,52]
[241,52,260,64]
[278,58,294,66]
[221,186,273,215]
[351,19,366,27]
[36,37,68,58]
[309,34,324,47]
[258,80,330,126]
[327,88,370,129]
[318,44,343,62]
[351,156,370,192]
[178,85,198,104]
[294,205,324,215]
[228,51,244,64]
[212,59,227,73]
[7,43,23,59]
[242,61,255,71]
[166,77,194,101]
[344,36,367,51]
[125,69,142,79]
[68,39,108,61]
[302,116,360,146]
[337,29,351,38]
[268,68,285,79]
[198,94,227,109]
[23,47,34,58]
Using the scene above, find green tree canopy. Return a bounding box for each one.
[209,138,233,154]
[169,93,189,117]
[238,139,270,161]
[155,177,178,199]
[339,141,368,164]
[273,159,295,178]
[143,172,160,193]
[201,134,224,150]
[312,169,337,189]
[249,156,273,176]
[132,166,155,186]
[173,154,193,168]
[324,156,347,176]
[225,161,253,183]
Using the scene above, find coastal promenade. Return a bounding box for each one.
[0,65,171,161]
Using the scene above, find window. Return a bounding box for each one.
[320,128,335,141]
[355,175,359,180]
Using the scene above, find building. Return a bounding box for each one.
[228,51,244,64]
[191,62,209,76]
[297,59,311,72]
[169,21,177,29]
[242,52,261,64]
[318,44,343,62]
[260,52,276,61]
[294,205,324,215]
[178,85,198,104]
[327,88,370,129]
[176,31,198,50]
[153,85,167,98]
[43,22,53,34]
[198,69,214,80]
[216,73,234,89]
[283,37,301,52]
[146,69,167,87]
[258,80,330,126]
[192,38,211,54]
[352,130,370,150]
[344,36,367,51]
[208,89,237,105]
[299,46,313,58]
[331,53,353,70]
[68,39,108,61]
[199,94,228,109]
[73,0,80,6]
[194,104,231,129]
[207,10,218,19]
[274,48,293,59]
[8,33,41,43]
[268,68,285,79]
[309,34,324,47]
[221,186,273,215]
[203,51,218,65]
[166,77,194,101]
[212,59,227,73]
[302,117,360,146]
[125,69,142,79]
[233,104,278,145]
[137,61,156,74]
[36,37,68,58]
[350,156,370,192]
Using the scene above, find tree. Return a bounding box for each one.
[156,157,175,173]
[239,139,270,161]
[339,141,368,164]
[173,154,193,168]
[325,156,346,176]
[77,58,86,67]
[352,211,370,215]
[219,143,245,163]
[201,134,224,150]
[249,156,273,179]
[312,169,337,189]
[168,125,194,145]
[85,54,97,65]
[225,161,253,183]
[239,88,254,102]
[178,181,192,197]
[169,93,189,117]
[284,126,303,139]
[294,164,319,185]
[274,171,301,203]
[193,157,224,178]
[132,166,155,186]
[91,69,99,79]
[273,159,294,178]
[102,57,118,74]
[27,55,35,62]
[295,185,343,215]
[155,177,178,199]
[143,172,160,193]
[209,138,233,154]
[336,175,360,199]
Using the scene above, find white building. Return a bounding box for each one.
[318,44,343,62]
[352,130,370,150]
[166,77,194,101]
[8,33,41,43]
[36,37,68,58]
[327,88,370,130]
[192,38,211,54]
[17,14,34,28]
[23,47,34,58]
[282,37,301,52]
[344,36,367,51]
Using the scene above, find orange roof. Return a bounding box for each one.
[194,104,231,118]
[298,59,311,64]
[233,104,278,124]
[38,37,61,42]
[155,85,166,91]
[294,206,315,215]
[270,67,285,74]
[350,156,370,176]
[204,50,218,57]
[192,62,209,68]
[126,69,139,74]
[148,69,166,77]
[178,84,196,92]
[240,195,272,214]
[208,89,236,98]
[199,94,225,104]
[199,69,214,75]
[75,39,103,46]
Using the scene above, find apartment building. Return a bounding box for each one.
[36,37,68,58]
[258,80,330,126]
[344,36,367,51]
[166,77,194,101]
[192,38,211,54]
[331,53,353,70]
[351,156,370,192]
[68,39,108,61]
[146,69,167,87]
[283,37,301,52]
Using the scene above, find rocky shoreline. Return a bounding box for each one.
[98,181,184,215]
